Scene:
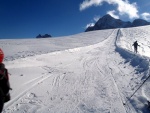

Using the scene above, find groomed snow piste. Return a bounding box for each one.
[1,26,150,113]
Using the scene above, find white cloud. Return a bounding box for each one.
[80,0,103,11]
[141,12,150,21]
[80,0,139,19]
[85,15,100,29]
[107,10,119,19]
[116,0,139,19]
[85,23,95,28]
[93,16,101,21]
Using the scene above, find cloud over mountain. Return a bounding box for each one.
[141,12,150,21]
[80,0,139,19]
[107,10,119,19]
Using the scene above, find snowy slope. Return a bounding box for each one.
[1,26,150,113]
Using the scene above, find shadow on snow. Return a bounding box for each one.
[115,29,150,113]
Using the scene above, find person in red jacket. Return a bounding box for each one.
[0,49,11,113]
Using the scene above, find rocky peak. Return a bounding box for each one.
[85,14,150,32]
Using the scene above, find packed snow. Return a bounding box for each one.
[1,26,150,113]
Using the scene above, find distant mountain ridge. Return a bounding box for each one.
[85,14,150,32]
[36,34,52,38]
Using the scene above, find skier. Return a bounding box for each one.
[0,48,11,113]
[132,41,140,53]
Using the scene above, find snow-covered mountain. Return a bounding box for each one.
[85,14,150,32]
[132,19,150,27]
[1,26,150,113]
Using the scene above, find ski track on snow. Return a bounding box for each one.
[2,29,125,113]
[2,26,150,113]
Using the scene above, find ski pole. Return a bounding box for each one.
[123,73,150,105]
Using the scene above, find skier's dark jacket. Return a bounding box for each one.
[0,63,10,101]
[133,41,139,48]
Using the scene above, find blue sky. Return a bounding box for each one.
[0,0,150,39]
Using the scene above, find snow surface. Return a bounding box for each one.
[1,26,150,113]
